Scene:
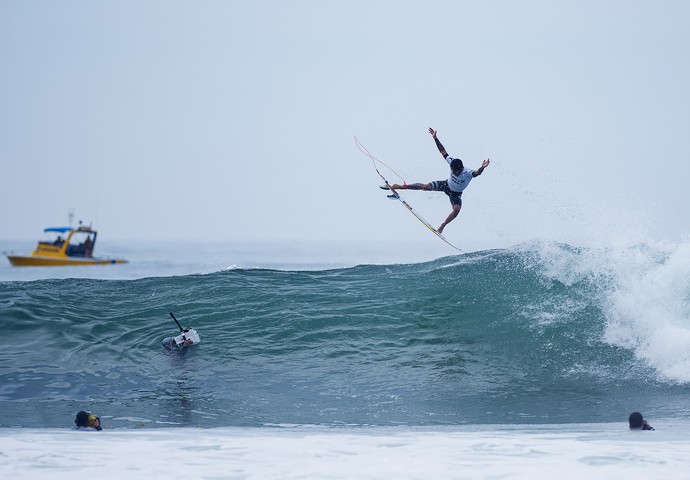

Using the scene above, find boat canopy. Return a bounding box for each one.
[44,227,74,233]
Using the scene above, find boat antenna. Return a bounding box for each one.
[169,312,184,332]
[68,208,75,227]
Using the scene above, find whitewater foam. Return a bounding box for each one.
[527,239,690,383]
[603,240,690,382]
[1,424,688,480]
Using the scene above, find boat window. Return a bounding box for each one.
[39,231,66,247]
[66,231,96,257]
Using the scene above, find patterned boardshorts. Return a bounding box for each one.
[430,180,463,206]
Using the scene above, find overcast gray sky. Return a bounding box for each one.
[1,0,689,251]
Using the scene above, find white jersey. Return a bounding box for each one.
[446,157,473,193]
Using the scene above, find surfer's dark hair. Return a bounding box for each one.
[75,410,90,427]
[450,158,463,173]
[629,412,644,429]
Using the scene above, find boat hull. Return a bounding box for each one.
[6,255,128,267]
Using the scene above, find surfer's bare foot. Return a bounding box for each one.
[438,225,445,234]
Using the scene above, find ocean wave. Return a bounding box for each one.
[1,240,689,428]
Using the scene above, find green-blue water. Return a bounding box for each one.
[1,241,689,429]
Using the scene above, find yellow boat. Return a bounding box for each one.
[6,225,128,267]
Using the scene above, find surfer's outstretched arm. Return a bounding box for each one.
[472,159,491,177]
[429,127,449,159]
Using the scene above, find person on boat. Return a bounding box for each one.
[84,236,94,257]
[381,127,490,234]
[73,410,101,431]
[629,412,654,430]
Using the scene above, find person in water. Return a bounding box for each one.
[162,328,200,350]
[73,410,101,431]
[89,414,103,431]
[629,411,654,430]
[382,127,490,234]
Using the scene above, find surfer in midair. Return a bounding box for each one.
[382,128,490,234]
